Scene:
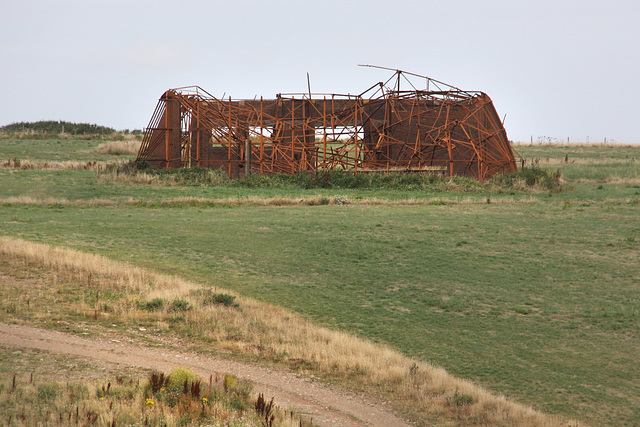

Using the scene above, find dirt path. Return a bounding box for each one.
[0,322,411,427]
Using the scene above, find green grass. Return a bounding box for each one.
[2,139,640,425]
[0,167,503,203]
[0,138,136,163]
[514,143,640,161]
[1,202,639,424]
[557,162,640,181]
[515,143,640,181]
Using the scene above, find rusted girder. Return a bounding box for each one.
[136,70,517,180]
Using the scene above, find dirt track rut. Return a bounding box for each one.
[0,322,411,426]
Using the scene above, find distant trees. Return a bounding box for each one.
[0,121,117,135]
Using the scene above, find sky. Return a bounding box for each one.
[1,0,639,143]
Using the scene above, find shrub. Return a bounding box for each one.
[168,367,197,389]
[140,297,164,311]
[170,299,191,312]
[207,293,238,307]
[447,388,475,406]
[492,165,561,190]
[193,289,239,308]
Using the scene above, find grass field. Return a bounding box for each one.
[1,138,639,425]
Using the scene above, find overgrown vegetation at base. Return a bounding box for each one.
[0,367,304,426]
[117,163,562,192]
[491,165,562,190]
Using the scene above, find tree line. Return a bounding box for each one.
[1,121,117,135]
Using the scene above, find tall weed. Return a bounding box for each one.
[491,165,561,191]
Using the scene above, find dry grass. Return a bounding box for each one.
[532,157,638,166]
[0,196,140,207]
[571,176,640,185]
[511,142,639,148]
[88,139,142,156]
[96,170,167,185]
[0,237,569,426]
[0,194,545,208]
[1,159,105,170]
[96,168,228,187]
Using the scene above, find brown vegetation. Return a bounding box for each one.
[1,159,104,170]
[89,139,142,156]
[0,194,545,208]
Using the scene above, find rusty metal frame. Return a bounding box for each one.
[136,69,517,180]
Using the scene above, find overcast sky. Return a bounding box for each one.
[1,0,638,142]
